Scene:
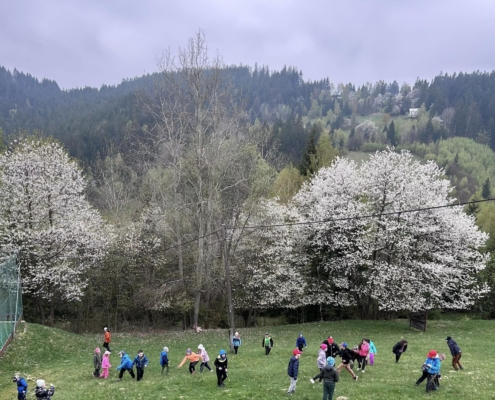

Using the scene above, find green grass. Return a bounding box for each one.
[0,318,493,399]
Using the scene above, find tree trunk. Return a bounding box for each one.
[38,297,45,325]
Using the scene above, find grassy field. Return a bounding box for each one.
[0,317,493,399]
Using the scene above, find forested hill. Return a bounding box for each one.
[1,65,495,164]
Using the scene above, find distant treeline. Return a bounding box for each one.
[1,65,495,164]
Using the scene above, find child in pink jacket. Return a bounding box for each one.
[100,350,112,378]
[357,338,370,373]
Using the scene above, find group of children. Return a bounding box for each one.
[90,328,241,388]
[13,375,55,400]
[286,334,376,397]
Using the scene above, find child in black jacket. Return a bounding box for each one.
[392,340,408,363]
[262,333,274,355]
[214,349,228,387]
[312,356,340,400]
[336,343,358,380]
[35,379,55,400]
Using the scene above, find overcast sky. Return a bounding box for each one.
[1,0,494,89]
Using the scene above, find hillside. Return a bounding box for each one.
[1,319,493,399]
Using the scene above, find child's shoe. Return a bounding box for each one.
[353,376,358,380]
[310,379,315,384]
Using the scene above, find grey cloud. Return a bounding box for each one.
[1,0,494,88]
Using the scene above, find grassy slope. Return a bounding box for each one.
[0,318,493,399]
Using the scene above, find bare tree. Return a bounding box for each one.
[138,31,260,328]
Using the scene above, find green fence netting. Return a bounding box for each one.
[0,254,23,353]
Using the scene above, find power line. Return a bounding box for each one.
[234,197,495,230]
[160,197,495,252]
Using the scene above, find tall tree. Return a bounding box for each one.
[482,178,491,199]
[298,127,317,177]
[387,120,397,146]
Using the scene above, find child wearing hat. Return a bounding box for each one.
[35,380,55,399]
[415,350,441,391]
[296,333,307,352]
[100,351,111,379]
[262,332,274,355]
[178,348,203,374]
[310,343,328,383]
[287,349,302,394]
[160,347,170,374]
[198,344,213,372]
[336,343,358,380]
[311,357,340,400]
[446,336,463,370]
[116,351,135,381]
[93,348,102,378]
[214,349,228,387]
[232,332,242,355]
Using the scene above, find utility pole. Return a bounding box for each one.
[222,224,235,352]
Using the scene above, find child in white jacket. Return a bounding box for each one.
[198,344,213,372]
[310,343,328,383]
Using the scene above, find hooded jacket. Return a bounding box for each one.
[102,354,111,369]
[116,353,133,370]
[316,349,327,369]
[35,385,55,399]
[424,356,441,374]
[447,338,461,356]
[296,336,307,348]
[160,351,169,366]
[369,340,377,354]
[133,354,149,369]
[214,354,228,370]
[16,377,28,393]
[340,347,354,365]
[315,364,340,383]
[94,353,102,369]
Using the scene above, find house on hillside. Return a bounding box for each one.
[408,108,420,118]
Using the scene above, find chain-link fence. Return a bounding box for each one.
[0,254,23,355]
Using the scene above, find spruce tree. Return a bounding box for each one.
[387,120,397,146]
[298,126,317,176]
[482,178,491,199]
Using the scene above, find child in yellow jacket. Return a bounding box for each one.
[177,348,203,374]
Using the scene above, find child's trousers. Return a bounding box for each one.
[234,346,239,354]
[189,361,199,374]
[265,346,271,355]
[118,368,135,379]
[136,367,145,381]
[100,368,109,379]
[200,361,212,372]
[287,377,297,393]
[161,364,169,374]
[369,353,375,365]
[323,381,335,400]
[93,368,100,377]
[216,368,227,386]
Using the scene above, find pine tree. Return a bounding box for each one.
[482,178,491,199]
[298,127,317,176]
[387,120,397,146]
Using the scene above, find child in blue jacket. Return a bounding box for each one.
[13,374,28,400]
[160,346,170,374]
[232,332,242,354]
[116,351,135,381]
[415,350,441,391]
[296,333,307,352]
[133,350,149,381]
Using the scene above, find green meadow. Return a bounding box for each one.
[0,317,492,399]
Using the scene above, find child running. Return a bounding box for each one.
[336,343,358,380]
[392,340,408,363]
[366,338,377,366]
[100,351,111,379]
[116,351,135,381]
[160,347,170,374]
[310,343,328,383]
[446,336,463,370]
[93,348,102,378]
[415,350,441,391]
[311,357,340,400]
[357,338,370,373]
[198,344,213,372]
[214,349,228,388]
[287,349,302,394]
[232,332,242,354]
[178,348,203,374]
